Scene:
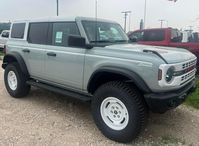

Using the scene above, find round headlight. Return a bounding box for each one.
[165,66,175,82]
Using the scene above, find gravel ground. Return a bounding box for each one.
[0,60,199,146]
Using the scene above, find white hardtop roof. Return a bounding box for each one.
[12,16,117,24]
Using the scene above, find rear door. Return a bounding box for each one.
[44,22,85,90]
[26,22,50,78]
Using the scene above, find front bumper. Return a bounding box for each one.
[144,79,196,113]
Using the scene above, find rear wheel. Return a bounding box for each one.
[91,81,147,143]
[4,63,30,98]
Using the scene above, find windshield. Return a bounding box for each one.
[82,20,128,44]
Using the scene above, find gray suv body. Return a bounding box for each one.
[2,17,197,143]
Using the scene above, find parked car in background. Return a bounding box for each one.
[0,30,10,51]
[128,28,199,70]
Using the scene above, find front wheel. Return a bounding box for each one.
[4,63,30,98]
[91,81,147,143]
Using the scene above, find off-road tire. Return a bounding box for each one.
[4,62,30,98]
[91,81,147,143]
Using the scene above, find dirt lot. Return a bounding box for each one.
[0,60,199,146]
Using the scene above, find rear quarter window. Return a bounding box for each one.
[143,30,165,41]
[11,23,26,39]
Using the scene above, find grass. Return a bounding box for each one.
[185,77,199,109]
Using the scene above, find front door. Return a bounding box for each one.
[44,22,85,90]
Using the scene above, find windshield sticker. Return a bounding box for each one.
[55,32,63,43]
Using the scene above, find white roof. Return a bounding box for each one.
[12,16,117,24]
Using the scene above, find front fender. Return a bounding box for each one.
[88,66,151,93]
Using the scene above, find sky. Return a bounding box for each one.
[0,0,199,32]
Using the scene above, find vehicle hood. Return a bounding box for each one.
[105,44,196,64]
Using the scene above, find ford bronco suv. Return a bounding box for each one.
[2,17,197,143]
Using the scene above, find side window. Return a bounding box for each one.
[143,30,165,41]
[28,23,49,44]
[52,22,80,47]
[11,23,25,39]
[129,31,143,41]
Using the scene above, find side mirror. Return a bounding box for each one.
[68,35,86,48]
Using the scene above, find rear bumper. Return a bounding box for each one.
[144,79,196,113]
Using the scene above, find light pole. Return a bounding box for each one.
[122,11,131,32]
[95,0,98,19]
[143,0,147,28]
[56,0,59,16]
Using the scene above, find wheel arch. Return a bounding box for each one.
[2,52,29,76]
[87,66,151,94]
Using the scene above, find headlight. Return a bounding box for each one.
[165,66,175,82]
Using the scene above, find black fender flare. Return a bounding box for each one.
[2,52,29,76]
[87,66,151,93]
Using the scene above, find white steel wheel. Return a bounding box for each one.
[100,97,129,130]
[7,71,18,91]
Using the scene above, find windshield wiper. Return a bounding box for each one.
[90,40,127,43]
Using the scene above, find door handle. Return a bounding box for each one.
[22,49,30,53]
[47,52,56,57]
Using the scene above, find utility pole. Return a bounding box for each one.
[188,26,193,31]
[159,19,165,28]
[143,0,147,28]
[122,11,131,32]
[128,12,132,32]
[56,0,59,16]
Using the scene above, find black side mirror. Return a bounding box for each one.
[68,35,86,48]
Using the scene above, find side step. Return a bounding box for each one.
[26,80,92,102]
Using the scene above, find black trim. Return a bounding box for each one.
[144,79,196,113]
[88,67,151,93]
[27,80,91,102]
[2,52,29,76]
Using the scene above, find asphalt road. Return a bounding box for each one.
[0,60,199,146]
